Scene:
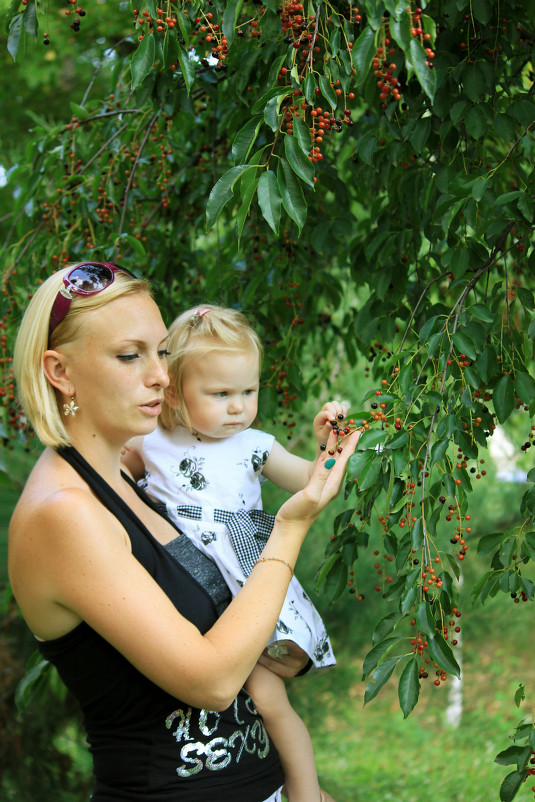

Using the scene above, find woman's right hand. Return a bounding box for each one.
[275,427,360,530]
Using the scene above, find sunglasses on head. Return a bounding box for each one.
[48,262,136,340]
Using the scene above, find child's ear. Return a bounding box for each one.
[164,385,181,410]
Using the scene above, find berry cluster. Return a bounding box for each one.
[372,40,402,107]
[191,10,229,64]
[408,4,435,65]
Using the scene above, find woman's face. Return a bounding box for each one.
[60,292,169,446]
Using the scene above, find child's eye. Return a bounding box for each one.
[117,353,139,362]
[158,349,171,359]
[214,391,227,397]
[244,389,256,396]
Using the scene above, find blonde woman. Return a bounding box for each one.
[9,263,359,802]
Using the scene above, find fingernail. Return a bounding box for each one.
[325,458,336,469]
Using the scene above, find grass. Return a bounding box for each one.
[287,581,535,802]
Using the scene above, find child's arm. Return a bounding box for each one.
[262,400,348,494]
[120,435,146,481]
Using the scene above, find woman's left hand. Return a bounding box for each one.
[275,427,360,529]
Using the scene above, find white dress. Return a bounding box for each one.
[140,425,335,670]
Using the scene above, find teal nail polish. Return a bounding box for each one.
[325,458,336,469]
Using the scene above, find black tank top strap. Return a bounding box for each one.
[57,445,182,539]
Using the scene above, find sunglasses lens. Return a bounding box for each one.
[67,264,114,292]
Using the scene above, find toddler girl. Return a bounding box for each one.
[124,305,347,802]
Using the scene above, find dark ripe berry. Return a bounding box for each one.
[320,444,326,451]
[371,402,378,409]
[439,496,446,503]
[43,37,50,44]
[337,413,344,420]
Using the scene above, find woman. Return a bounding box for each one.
[8,262,359,801]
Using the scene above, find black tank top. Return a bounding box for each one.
[37,447,283,801]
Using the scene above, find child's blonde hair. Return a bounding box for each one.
[14,264,150,448]
[160,304,262,432]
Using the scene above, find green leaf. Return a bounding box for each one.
[477,531,506,555]
[452,331,478,360]
[427,634,461,678]
[387,430,409,450]
[162,28,179,69]
[469,302,494,322]
[222,0,243,48]
[495,745,530,767]
[257,170,282,235]
[206,165,254,230]
[251,85,292,115]
[303,73,317,105]
[415,600,436,637]
[398,658,420,718]
[364,657,399,704]
[357,457,381,491]
[22,0,37,37]
[235,150,263,243]
[292,115,312,154]
[15,657,51,712]
[356,133,376,165]
[409,39,437,102]
[372,612,401,644]
[518,194,534,223]
[278,158,307,234]
[471,176,489,202]
[472,0,493,24]
[284,134,315,187]
[315,553,340,592]
[319,75,337,109]
[411,517,423,551]
[117,233,146,257]
[514,371,535,406]
[496,191,523,206]
[499,770,527,802]
[356,429,388,450]
[463,63,487,102]
[353,26,376,86]
[401,585,417,615]
[232,117,263,165]
[465,105,487,139]
[347,449,374,478]
[176,9,191,45]
[362,636,401,678]
[517,287,535,310]
[493,374,515,424]
[8,13,24,61]
[264,93,288,131]
[131,34,157,89]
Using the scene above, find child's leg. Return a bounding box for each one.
[245,662,321,802]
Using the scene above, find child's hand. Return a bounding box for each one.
[313,400,349,447]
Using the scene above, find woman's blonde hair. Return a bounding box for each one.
[160,304,262,432]
[14,264,150,448]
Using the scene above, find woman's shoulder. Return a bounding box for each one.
[10,449,114,542]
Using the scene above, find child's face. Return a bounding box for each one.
[180,348,260,439]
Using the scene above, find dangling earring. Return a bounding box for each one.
[63,396,79,417]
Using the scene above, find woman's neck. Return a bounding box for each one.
[66,435,125,489]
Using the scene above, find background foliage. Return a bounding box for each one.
[1,0,535,798]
